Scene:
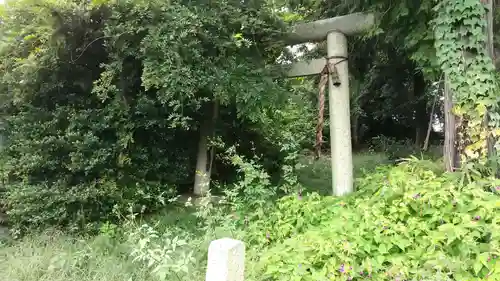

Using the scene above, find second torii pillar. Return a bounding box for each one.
[326,31,352,196]
[285,13,374,195]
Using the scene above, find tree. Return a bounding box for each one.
[0,0,311,230]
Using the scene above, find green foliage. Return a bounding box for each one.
[225,148,278,206]
[0,230,154,281]
[307,0,500,170]
[4,180,172,235]
[126,223,197,280]
[121,149,288,281]
[296,0,440,148]
[369,136,420,161]
[0,136,308,280]
[0,0,307,231]
[3,156,500,281]
[296,151,390,195]
[433,0,499,166]
[97,0,288,123]
[5,1,500,281]
[243,159,500,281]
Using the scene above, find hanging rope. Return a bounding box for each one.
[315,67,328,159]
[314,56,348,159]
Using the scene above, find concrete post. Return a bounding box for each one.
[327,31,353,196]
[205,238,245,281]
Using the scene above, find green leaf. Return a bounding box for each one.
[473,259,483,275]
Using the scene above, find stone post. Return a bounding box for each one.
[327,31,353,196]
[205,238,245,281]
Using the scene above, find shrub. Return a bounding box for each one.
[2,179,175,235]
[126,222,199,280]
[0,0,307,233]
[120,148,288,281]
[243,158,500,281]
[369,136,418,161]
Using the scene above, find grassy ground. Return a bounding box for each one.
[0,150,432,281]
[297,151,390,195]
[0,208,202,281]
[0,231,152,281]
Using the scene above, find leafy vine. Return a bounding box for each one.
[433,0,499,168]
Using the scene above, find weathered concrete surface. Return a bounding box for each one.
[286,58,325,77]
[285,13,375,45]
[206,238,245,281]
[326,31,353,196]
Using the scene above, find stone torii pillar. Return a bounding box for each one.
[285,13,374,196]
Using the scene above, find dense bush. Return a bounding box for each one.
[238,159,500,281]
[0,0,314,231]
[115,157,500,281]
[368,136,418,161]
[3,156,500,281]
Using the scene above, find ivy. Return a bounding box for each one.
[433,0,499,167]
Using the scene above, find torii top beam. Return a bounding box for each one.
[283,13,375,78]
[284,12,375,46]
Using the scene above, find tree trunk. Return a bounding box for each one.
[351,114,359,149]
[415,109,427,147]
[193,100,219,196]
[443,78,460,172]
[423,94,437,151]
[349,76,362,150]
[413,72,427,147]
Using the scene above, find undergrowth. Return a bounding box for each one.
[297,151,390,195]
[1,154,500,281]
[243,158,500,281]
[0,230,152,281]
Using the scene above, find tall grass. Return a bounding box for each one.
[0,149,445,281]
[297,151,390,195]
[0,231,153,281]
[0,206,209,281]
[297,146,443,195]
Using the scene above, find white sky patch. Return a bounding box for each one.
[276,43,316,65]
[288,43,316,58]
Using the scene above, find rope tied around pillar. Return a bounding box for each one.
[314,55,348,159]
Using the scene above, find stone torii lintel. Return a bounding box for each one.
[286,58,326,78]
[285,12,375,46]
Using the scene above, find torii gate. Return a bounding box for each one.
[284,12,374,196]
[192,13,374,198]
